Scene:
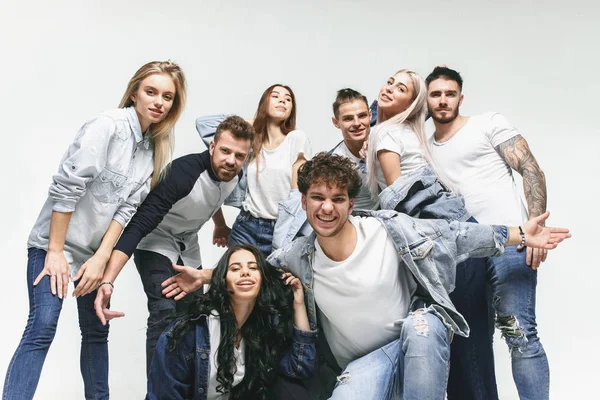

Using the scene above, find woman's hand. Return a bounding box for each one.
[359,140,368,161]
[72,253,109,297]
[33,250,71,299]
[281,271,305,306]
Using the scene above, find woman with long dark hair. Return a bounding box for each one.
[196,84,311,256]
[147,244,317,400]
[3,60,187,400]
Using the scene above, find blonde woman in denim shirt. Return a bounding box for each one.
[147,244,317,400]
[196,84,311,256]
[3,61,187,400]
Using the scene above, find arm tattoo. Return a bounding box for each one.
[495,135,547,219]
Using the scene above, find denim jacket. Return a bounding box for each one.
[147,314,318,400]
[28,107,153,276]
[196,114,247,208]
[379,164,470,222]
[268,210,510,338]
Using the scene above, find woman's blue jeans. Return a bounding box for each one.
[3,248,109,400]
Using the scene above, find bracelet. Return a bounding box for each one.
[516,226,526,252]
[97,281,114,290]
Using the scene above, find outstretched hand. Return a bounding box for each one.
[522,211,571,255]
[161,264,210,300]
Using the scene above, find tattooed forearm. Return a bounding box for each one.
[495,135,547,220]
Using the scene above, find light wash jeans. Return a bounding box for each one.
[488,245,548,400]
[329,309,451,400]
[3,248,110,400]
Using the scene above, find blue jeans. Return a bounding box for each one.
[229,209,276,256]
[134,249,202,376]
[488,245,548,400]
[447,256,498,400]
[329,310,451,400]
[3,248,109,400]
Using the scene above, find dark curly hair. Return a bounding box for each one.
[297,152,362,199]
[169,245,294,400]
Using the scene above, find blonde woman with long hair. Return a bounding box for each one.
[3,60,187,400]
[366,69,468,221]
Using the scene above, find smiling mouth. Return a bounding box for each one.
[236,280,256,287]
[380,94,392,102]
[149,108,163,115]
[317,215,336,222]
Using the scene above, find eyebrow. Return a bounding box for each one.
[228,261,258,267]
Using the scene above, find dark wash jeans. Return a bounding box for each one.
[3,248,109,400]
[229,209,276,257]
[134,249,202,376]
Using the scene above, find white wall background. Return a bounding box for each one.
[0,0,597,398]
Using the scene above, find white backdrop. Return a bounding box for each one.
[1,0,597,398]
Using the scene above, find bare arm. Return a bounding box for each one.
[496,135,548,269]
[495,135,547,220]
[378,150,402,187]
[33,211,73,299]
[73,220,123,297]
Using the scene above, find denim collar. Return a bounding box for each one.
[124,106,150,150]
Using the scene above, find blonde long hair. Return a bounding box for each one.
[367,69,449,200]
[119,60,187,188]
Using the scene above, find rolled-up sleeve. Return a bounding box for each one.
[195,114,228,148]
[50,116,115,212]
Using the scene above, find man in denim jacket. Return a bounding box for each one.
[267,152,569,399]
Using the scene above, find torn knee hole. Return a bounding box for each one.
[496,315,524,338]
[336,371,351,384]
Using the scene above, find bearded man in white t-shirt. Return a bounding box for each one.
[426,66,550,400]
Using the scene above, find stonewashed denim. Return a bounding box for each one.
[27,107,154,277]
[229,209,276,256]
[487,245,548,400]
[196,114,246,208]
[3,248,110,400]
[133,249,203,375]
[329,309,451,400]
[146,314,318,400]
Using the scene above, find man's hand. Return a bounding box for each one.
[72,253,108,297]
[521,211,571,260]
[33,250,70,299]
[94,284,125,325]
[213,224,231,248]
[161,264,211,300]
[526,247,548,270]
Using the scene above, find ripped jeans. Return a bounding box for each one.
[134,250,202,376]
[329,309,451,400]
[487,245,548,400]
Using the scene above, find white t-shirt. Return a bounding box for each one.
[430,112,528,226]
[374,124,428,189]
[313,216,417,369]
[331,141,378,210]
[244,130,312,219]
[207,312,246,400]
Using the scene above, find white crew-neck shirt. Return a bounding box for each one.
[313,215,416,369]
[374,123,428,189]
[430,112,528,226]
[244,130,312,219]
[207,311,246,400]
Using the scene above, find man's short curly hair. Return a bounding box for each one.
[297,152,362,199]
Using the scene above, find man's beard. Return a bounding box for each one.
[430,107,459,124]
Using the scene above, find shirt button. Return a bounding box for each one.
[200,353,207,360]
[198,387,204,394]
[118,197,124,203]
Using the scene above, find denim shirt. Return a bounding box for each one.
[196,114,246,208]
[268,209,509,338]
[379,164,470,222]
[147,314,319,400]
[28,107,154,276]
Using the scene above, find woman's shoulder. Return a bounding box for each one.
[286,129,307,140]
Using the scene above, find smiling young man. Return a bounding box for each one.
[266,152,569,400]
[426,66,551,400]
[93,115,254,374]
[272,89,378,251]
